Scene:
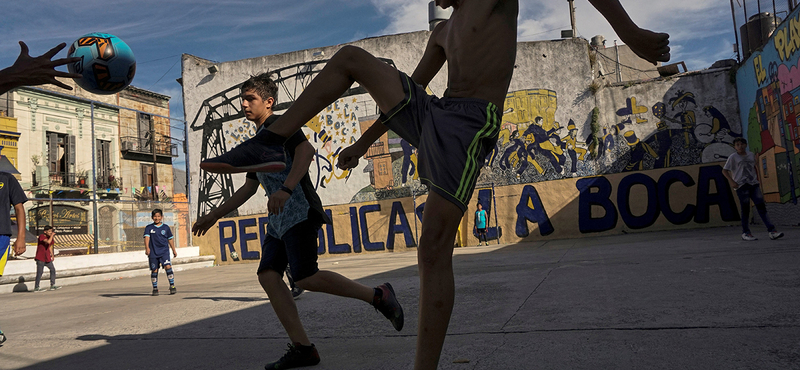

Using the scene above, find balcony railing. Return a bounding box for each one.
[32,172,122,191]
[32,172,78,188]
[120,136,179,157]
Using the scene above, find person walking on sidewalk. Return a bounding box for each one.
[193,73,403,369]
[34,225,60,291]
[144,209,177,296]
[723,137,784,241]
[474,203,488,246]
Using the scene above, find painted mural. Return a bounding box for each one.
[197,163,740,263]
[736,5,800,204]
[184,33,744,262]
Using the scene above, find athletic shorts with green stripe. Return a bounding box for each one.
[380,71,501,213]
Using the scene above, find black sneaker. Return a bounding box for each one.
[0,331,6,345]
[291,286,305,299]
[264,343,320,370]
[373,283,404,331]
[200,131,286,174]
[152,289,159,296]
[170,286,177,295]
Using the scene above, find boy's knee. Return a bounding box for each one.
[294,271,318,290]
[333,46,367,65]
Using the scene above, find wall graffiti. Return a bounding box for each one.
[480,88,738,187]
[201,164,738,262]
[736,4,800,204]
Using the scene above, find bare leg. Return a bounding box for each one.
[295,270,374,303]
[268,45,405,138]
[258,269,311,345]
[414,192,462,370]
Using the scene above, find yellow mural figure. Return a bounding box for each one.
[562,121,587,174]
[410,153,419,180]
[668,91,697,148]
[503,89,558,131]
[623,131,658,172]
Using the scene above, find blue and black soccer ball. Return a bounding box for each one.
[67,32,136,95]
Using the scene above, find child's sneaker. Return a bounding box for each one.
[264,343,320,370]
[769,231,785,240]
[152,289,159,296]
[49,285,61,291]
[200,132,286,174]
[0,331,6,345]
[33,287,46,292]
[169,286,177,295]
[742,233,757,241]
[373,283,404,331]
[291,286,305,299]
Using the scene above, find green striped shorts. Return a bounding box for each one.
[380,71,501,213]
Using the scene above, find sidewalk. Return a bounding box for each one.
[0,247,215,294]
[0,225,797,369]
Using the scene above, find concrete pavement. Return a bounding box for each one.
[0,225,798,370]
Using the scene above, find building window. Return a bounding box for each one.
[138,113,153,151]
[379,162,388,176]
[97,139,111,187]
[46,131,75,179]
[762,157,768,178]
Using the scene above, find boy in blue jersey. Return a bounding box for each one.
[192,73,403,370]
[144,209,177,296]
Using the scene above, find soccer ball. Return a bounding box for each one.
[67,32,136,94]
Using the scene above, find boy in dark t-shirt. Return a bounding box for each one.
[0,171,28,345]
[193,73,403,369]
[144,209,177,296]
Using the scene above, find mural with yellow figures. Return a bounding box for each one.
[481,87,740,187]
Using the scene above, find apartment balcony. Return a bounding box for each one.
[120,136,179,164]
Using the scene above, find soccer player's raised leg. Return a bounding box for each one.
[201,46,404,174]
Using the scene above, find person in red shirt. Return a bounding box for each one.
[34,226,60,292]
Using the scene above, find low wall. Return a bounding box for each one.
[196,163,740,264]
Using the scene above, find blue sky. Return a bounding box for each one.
[1,0,735,150]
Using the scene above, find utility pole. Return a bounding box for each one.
[568,0,577,38]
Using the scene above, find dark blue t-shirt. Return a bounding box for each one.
[0,172,28,235]
[144,223,173,258]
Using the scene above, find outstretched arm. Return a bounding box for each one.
[588,0,670,65]
[0,41,82,94]
[192,178,260,236]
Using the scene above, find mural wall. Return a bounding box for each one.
[196,163,740,263]
[182,32,742,259]
[736,5,800,204]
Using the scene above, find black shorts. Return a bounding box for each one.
[257,219,320,281]
[380,71,501,213]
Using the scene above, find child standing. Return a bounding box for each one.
[34,225,60,291]
[474,203,488,246]
[723,137,784,241]
[144,209,177,295]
